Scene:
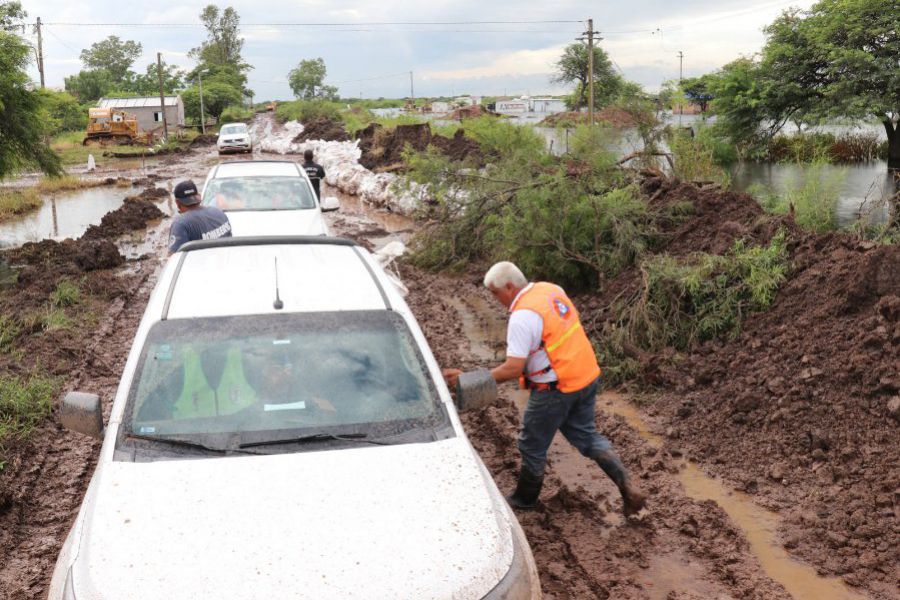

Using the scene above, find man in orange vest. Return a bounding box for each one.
[446,261,647,515]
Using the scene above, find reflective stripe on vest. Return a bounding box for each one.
[511,282,601,393]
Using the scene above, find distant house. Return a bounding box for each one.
[530,97,566,113]
[96,96,185,133]
[495,98,529,114]
[431,101,451,114]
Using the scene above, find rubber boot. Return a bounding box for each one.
[506,467,544,510]
[592,449,647,516]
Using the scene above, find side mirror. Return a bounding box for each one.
[60,392,104,439]
[454,370,497,412]
[321,196,340,212]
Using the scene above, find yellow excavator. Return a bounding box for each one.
[83,108,153,146]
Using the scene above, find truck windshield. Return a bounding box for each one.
[202,176,317,211]
[220,125,247,135]
[122,311,448,452]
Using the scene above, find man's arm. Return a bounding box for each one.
[167,220,188,255]
[491,356,527,383]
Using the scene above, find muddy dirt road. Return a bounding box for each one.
[0,119,890,599]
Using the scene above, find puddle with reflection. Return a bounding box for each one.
[600,393,867,600]
[0,186,174,249]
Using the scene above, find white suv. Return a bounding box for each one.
[201,161,340,236]
[216,122,252,154]
[48,236,541,600]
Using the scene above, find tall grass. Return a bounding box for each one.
[668,130,731,186]
[0,376,59,471]
[753,162,844,232]
[0,188,42,221]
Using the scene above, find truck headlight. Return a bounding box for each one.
[481,517,541,599]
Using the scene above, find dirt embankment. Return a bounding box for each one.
[356,122,484,171]
[292,116,351,143]
[577,177,899,598]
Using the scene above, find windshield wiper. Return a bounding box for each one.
[126,433,260,455]
[239,432,392,449]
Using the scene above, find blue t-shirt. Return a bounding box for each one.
[168,206,232,253]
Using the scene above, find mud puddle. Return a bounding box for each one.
[0,186,176,251]
[601,394,868,600]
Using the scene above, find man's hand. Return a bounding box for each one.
[442,368,463,388]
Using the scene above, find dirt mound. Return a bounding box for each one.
[81,198,164,241]
[539,106,639,128]
[292,117,350,143]
[189,134,218,146]
[443,104,495,120]
[356,123,484,171]
[135,186,169,200]
[575,178,899,596]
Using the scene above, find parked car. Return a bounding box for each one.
[216,122,253,154]
[48,236,541,600]
[201,160,340,236]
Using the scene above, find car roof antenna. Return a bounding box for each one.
[273,257,284,310]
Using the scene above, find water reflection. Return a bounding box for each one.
[0,186,174,249]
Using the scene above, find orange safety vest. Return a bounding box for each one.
[511,282,601,393]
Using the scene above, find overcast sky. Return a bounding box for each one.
[20,0,815,100]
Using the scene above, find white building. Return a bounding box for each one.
[495,98,529,114]
[96,96,185,133]
[530,97,567,113]
[430,101,451,114]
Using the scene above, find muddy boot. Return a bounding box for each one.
[592,449,647,516]
[506,468,543,510]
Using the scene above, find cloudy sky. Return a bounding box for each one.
[20,0,815,100]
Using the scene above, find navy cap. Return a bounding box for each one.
[173,180,201,204]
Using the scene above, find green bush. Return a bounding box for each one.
[625,232,787,346]
[274,99,342,124]
[457,116,545,157]
[668,130,731,186]
[219,105,253,123]
[753,162,843,232]
[37,89,88,135]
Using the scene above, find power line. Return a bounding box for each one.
[42,19,583,27]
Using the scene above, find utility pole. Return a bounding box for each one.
[198,73,206,135]
[409,71,415,107]
[677,51,684,125]
[156,53,169,142]
[35,17,45,88]
[587,18,595,125]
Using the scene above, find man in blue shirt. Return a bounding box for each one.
[168,180,232,254]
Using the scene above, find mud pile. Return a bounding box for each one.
[189,133,218,146]
[291,116,350,143]
[356,123,483,171]
[576,178,898,596]
[81,198,164,241]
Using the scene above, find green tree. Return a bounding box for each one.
[123,61,185,96]
[0,1,26,31]
[190,5,247,72]
[552,43,622,110]
[0,11,61,177]
[680,74,716,113]
[182,78,242,122]
[711,0,899,170]
[288,58,337,100]
[64,69,115,102]
[79,36,143,84]
[36,89,86,133]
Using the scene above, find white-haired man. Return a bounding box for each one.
[445,261,646,515]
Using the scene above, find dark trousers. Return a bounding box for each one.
[518,378,612,476]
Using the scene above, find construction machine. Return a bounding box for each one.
[83,108,153,146]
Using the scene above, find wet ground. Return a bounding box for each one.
[0,117,892,600]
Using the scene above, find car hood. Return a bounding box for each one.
[225,209,328,236]
[72,438,513,600]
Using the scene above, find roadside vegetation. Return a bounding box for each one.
[0,375,58,471]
